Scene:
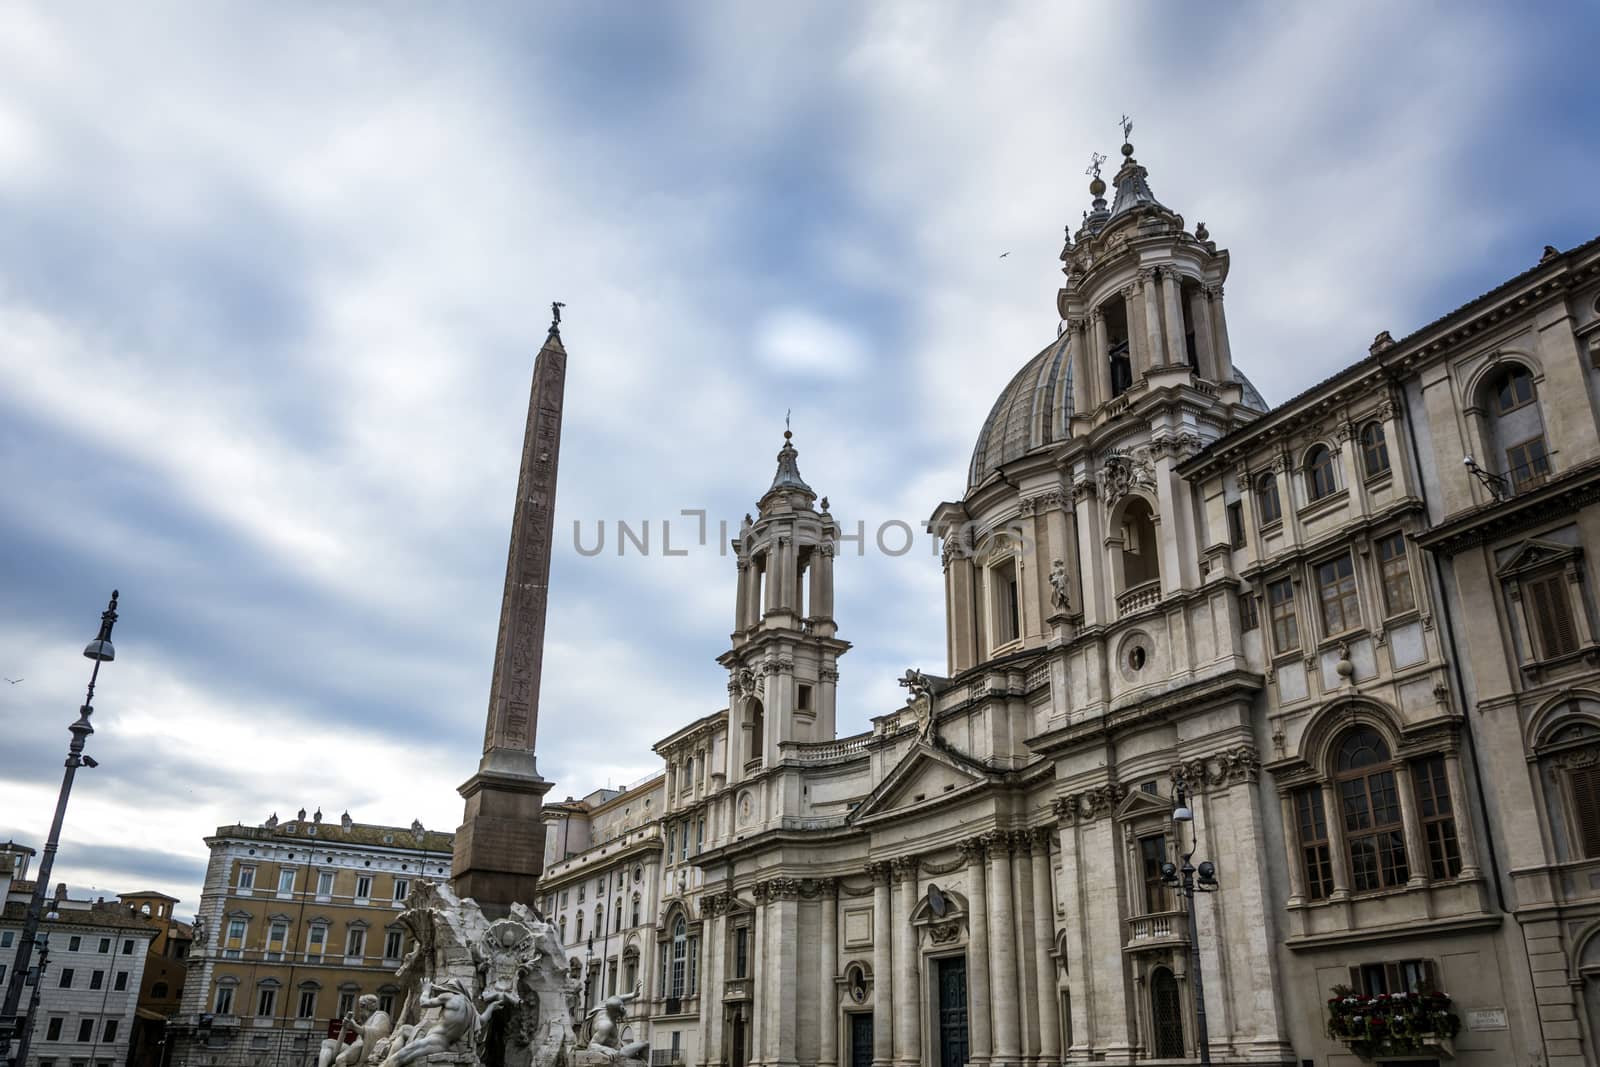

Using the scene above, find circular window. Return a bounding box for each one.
[1118,632,1153,681]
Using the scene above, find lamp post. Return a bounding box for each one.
[9,937,48,1067]
[0,591,120,1067]
[1160,774,1219,1066]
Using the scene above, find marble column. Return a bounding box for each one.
[702,904,724,1067]
[962,840,993,1066]
[1030,831,1061,1066]
[870,863,895,1067]
[1279,792,1306,906]
[986,834,1021,1066]
[1394,763,1430,888]
[1068,322,1091,416]
[893,858,921,1067]
[818,880,840,1067]
[1162,267,1186,368]
[1207,286,1235,383]
[752,885,767,1067]
[1091,310,1112,406]
[1321,781,1352,899]
[1010,835,1038,1058]
[763,547,782,615]
[1141,270,1165,369]
[771,884,801,1067]
[735,560,751,631]
[1443,750,1481,878]
[1188,287,1216,380]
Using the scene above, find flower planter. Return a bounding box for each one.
[1326,989,1461,1060]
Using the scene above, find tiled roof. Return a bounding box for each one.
[2,901,156,932]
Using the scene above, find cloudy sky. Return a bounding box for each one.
[1,2,1595,913]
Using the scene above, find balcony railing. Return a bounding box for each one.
[650,1053,685,1067]
[781,735,870,764]
[742,757,764,774]
[1124,909,1188,950]
[1116,579,1162,617]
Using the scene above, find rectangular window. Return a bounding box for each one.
[297,990,316,1019]
[46,1018,63,1042]
[317,871,335,896]
[991,558,1021,647]
[1353,958,1436,996]
[356,875,372,900]
[1506,436,1550,491]
[392,879,409,902]
[798,684,812,711]
[77,1019,94,1042]
[680,823,690,862]
[68,936,81,952]
[561,891,569,908]
[1525,571,1580,659]
[1571,765,1600,858]
[121,939,133,956]
[1316,553,1361,635]
[378,993,395,1015]
[277,868,296,894]
[1293,787,1335,900]
[1268,578,1299,653]
[1341,769,1409,892]
[101,1021,118,1043]
[237,865,255,890]
[1377,532,1416,615]
[89,971,103,991]
[308,925,327,959]
[735,927,748,979]
[215,987,234,1015]
[385,930,403,960]
[1412,755,1462,880]
[338,992,356,1018]
[1138,834,1171,914]
[0,932,10,948]
[346,928,366,958]
[114,972,128,992]
[97,938,109,954]
[1239,592,1259,632]
[59,968,74,989]
[257,987,276,1017]
[1227,501,1246,550]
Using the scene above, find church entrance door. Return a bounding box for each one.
[849,1013,872,1067]
[935,956,968,1067]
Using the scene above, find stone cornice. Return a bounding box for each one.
[1415,461,1600,554]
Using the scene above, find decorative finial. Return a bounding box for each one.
[549,301,566,334]
[1195,221,1209,242]
[1085,152,1108,198]
[1120,113,1133,144]
[784,409,792,443]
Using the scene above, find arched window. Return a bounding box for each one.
[1483,365,1549,491]
[671,918,688,997]
[559,916,567,943]
[1360,422,1390,478]
[1305,445,1338,501]
[575,911,584,942]
[1256,472,1282,525]
[1150,967,1184,1057]
[614,899,622,933]
[748,702,765,769]
[632,894,642,927]
[594,907,603,939]
[1335,727,1409,891]
[1119,498,1160,592]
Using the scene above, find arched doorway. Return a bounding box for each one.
[1150,966,1184,1058]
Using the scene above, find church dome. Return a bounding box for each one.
[966,333,1074,490]
[965,334,1271,491]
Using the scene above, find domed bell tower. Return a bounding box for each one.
[1056,119,1240,428]
[720,428,849,783]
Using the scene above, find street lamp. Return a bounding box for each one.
[8,937,48,1067]
[1160,774,1219,1065]
[0,591,120,1067]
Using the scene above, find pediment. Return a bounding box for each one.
[1499,538,1580,577]
[851,742,994,824]
[1114,787,1173,821]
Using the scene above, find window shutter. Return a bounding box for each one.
[1571,767,1600,858]
[1528,573,1578,657]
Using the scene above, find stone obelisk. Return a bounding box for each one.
[453,303,567,914]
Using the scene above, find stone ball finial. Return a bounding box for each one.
[1369,330,1396,355]
[1121,141,1134,158]
[1089,177,1107,197]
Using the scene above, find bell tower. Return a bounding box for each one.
[719,428,850,784]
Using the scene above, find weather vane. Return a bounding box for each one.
[785,408,792,434]
[1119,113,1133,143]
[1085,152,1107,181]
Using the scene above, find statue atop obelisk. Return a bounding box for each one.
[453,302,567,914]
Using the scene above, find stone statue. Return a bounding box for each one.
[380,979,483,1067]
[580,986,648,1061]
[189,914,207,948]
[1049,559,1072,613]
[320,995,392,1067]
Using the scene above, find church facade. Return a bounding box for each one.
[544,135,1600,1067]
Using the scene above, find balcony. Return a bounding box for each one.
[650,1053,685,1067]
[1116,579,1162,617]
[742,758,764,774]
[1123,909,1188,952]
